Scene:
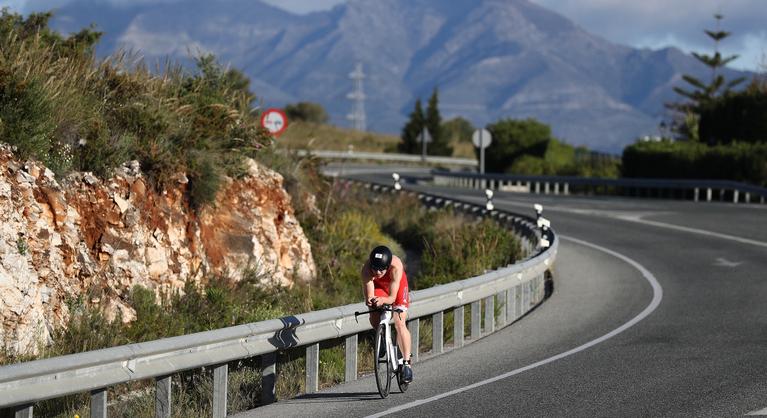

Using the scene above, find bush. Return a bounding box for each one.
[699,84,767,145]
[285,102,329,124]
[622,139,767,186]
[0,71,59,169]
[418,211,522,289]
[483,118,552,173]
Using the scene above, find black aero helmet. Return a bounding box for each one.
[369,245,392,271]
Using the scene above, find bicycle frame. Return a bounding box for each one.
[378,309,403,373]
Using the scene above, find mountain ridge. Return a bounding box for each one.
[48,0,751,153]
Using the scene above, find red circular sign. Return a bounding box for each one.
[260,108,289,137]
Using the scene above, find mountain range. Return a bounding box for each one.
[48,0,752,153]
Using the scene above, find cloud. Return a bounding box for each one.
[261,0,344,14]
[530,0,767,71]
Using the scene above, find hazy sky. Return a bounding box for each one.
[3,0,765,71]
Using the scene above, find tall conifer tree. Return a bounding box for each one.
[424,88,452,156]
[667,14,745,140]
[399,99,424,154]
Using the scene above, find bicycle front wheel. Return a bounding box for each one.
[374,325,392,398]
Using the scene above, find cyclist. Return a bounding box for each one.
[361,245,413,383]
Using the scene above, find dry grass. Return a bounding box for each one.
[276,120,478,159]
[276,121,400,153]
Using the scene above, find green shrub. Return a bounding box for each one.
[285,102,329,124]
[699,84,767,145]
[0,71,58,167]
[622,139,767,186]
[418,211,521,289]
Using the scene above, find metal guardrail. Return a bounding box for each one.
[0,179,556,418]
[292,149,477,167]
[432,170,767,204]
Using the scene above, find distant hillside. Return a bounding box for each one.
[49,0,752,153]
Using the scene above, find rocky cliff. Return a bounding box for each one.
[0,145,315,355]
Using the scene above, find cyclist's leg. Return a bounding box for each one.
[369,311,381,329]
[392,310,411,362]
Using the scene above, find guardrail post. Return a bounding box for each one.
[694,188,699,202]
[213,364,228,418]
[733,190,739,204]
[544,182,550,194]
[745,193,751,204]
[535,182,541,194]
[554,183,560,195]
[14,404,33,418]
[526,281,532,309]
[433,311,444,354]
[91,388,107,418]
[706,188,712,202]
[261,353,277,405]
[507,286,517,322]
[306,343,319,393]
[156,375,172,418]
[484,296,495,334]
[409,318,420,362]
[453,305,464,349]
[515,284,523,319]
[498,291,507,328]
[471,301,481,340]
[345,334,358,382]
[564,183,570,195]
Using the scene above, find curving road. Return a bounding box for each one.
[234,166,767,417]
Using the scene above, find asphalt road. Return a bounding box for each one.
[234,167,767,417]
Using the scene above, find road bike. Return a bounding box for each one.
[355,305,409,398]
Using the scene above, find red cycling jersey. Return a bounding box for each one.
[373,268,410,308]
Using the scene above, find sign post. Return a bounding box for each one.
[417,127,433,162]
[472,128,492,175]
[260,108,289,138]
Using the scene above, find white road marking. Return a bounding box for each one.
[366,235,664,418]
[492,198,767,249]
[614,215,767,249]
[747,407,767,415]
[714,257,743,267]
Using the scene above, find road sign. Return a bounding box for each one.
[417,128,432,143]
[260,108,289,137]
[472,129,492,149]
[472,128,492,175]
[418,127,432,161]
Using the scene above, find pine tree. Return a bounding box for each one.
[424,88,452,156]
[398,99,424,154]
[667,14,746,140]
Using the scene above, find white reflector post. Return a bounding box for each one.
[393,172,402,191]
[485,189,494,211]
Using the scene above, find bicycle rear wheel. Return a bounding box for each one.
[374,325,392,398]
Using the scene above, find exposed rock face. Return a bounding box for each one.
[0,145,315,355]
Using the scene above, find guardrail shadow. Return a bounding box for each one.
[290,391,382,403]
[269,316,303,349]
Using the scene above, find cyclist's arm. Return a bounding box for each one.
[361,261,376,306]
